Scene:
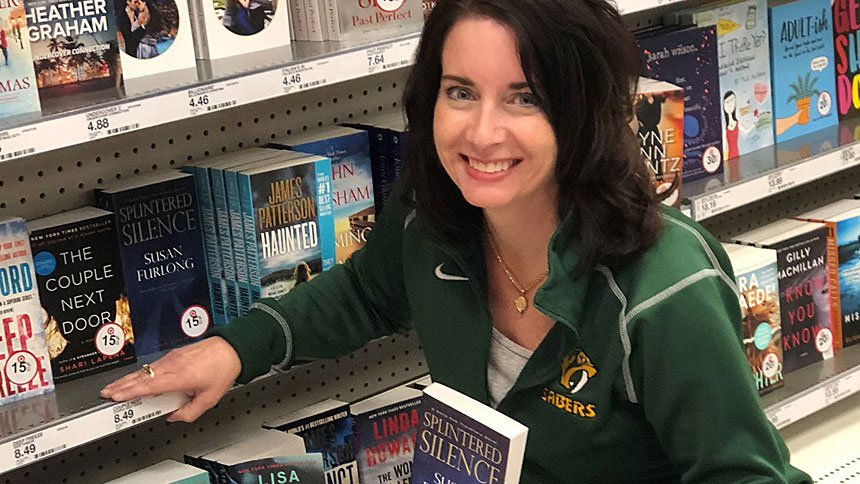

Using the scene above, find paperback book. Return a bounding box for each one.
[769,0,838,143]
[105,459,210,484]
[25,0,122,99]
[412,383,528,484]
[29,207,136,382]
[834,0,860,120]
[0,218,54,404]
[0,0,41,117]
[322,0,422,42]
[94,171,213,355]
[344,113,407,214]
[192,428,309,484]
[187,0,290,60]
[638,25,724,181]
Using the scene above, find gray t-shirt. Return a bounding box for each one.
[487,327,534,408]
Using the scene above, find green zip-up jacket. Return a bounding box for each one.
[216,188,812,484]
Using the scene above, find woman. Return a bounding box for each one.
[102,0,811,481]
[134,0,162,60]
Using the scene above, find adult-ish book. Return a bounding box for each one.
[769,0,838,143]
[0,0,41,117]
[265,399,359,484]
[638,25,724,182]
[723,243,784,395]
[105,459,210,484]
[322,0,422,42]
[94,171,213,356]
[25,0,122,100]
[29,207,135,383]
[735,220,836,374]
[632,77,685,207]
[412,383,528,484]
[351,386,422,484]
[834,0,860,120]
[187,0,290,60]
[0,218,54,404]
[270,127,375,264]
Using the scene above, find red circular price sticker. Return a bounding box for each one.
[95,323,125,357]
[181,305,210,338]
[816,328,833,354]
[5,350,37,386]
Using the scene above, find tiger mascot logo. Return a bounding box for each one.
[560,351,597,394]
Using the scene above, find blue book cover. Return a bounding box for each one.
[95,173,213,355]
[238,156,335,299]
[836,214,860,346]
[352,389,422,484]
[212,165,251,315]
[0,1,40,116]
[639,25,724,182]
[769,0,838,143]
[833,0,860,120]
[209,166,241,320]
[271,129,376,264]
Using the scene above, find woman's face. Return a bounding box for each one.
[433,17,558,212]
[724,93,736,114]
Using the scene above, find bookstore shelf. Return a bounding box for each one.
[0,31,420,165]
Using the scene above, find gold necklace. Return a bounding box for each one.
[486,226,549,315]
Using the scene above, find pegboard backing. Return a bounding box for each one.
[0,67,409,221]
[1,332,427,484]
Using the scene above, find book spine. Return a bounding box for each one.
[825,222,844,349]
[369,127,389,215]
[210,169,241,320]
[837,217,860,347]
[323,0,340,41]
[315,159,337,270]
[290,0,309,40]
[238,173,263,298]
[190,167,228,326]
[223,169,252,314]
[304,0,326,41]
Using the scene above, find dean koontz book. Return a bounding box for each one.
[25,0,122,99]
[633,77,685,207]
[114,0,196,81]
[187,0,290,60]
[94,171,213,356]
[0,0,41,117]
[412,383,528,484]
[0,218,55,404]
[769,0,838,143]
[29,207,136,383]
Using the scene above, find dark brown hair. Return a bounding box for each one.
[402,0,662,272]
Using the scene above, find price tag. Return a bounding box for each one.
[5,351,37,386]
[83,104,144,141]
[187,82,238,116]
[693,192,723,220]
[841,145,859,167]
[95,323,125,357]
[181,305,210,338]
[0,127,36,162]
[109,399,144,432]
[366,41,413,74]
[7,429,64,467]
[766,169,797,194]
[280,63,328,95]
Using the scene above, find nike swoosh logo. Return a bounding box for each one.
[434,263,469,281]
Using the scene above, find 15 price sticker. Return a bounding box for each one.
[95,323,125,357]
[181,305,210,338]
[5,350,37,386]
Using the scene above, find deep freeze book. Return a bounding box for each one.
[0,0,41,117]
[265,399,359,484]
[412,383,528,484]
[638,25,724,182]
[29,207,135,383]
[269,127,375,264]
[769,0,838,143]
[0,218,54,404]
[94,171,212,356]
[723,243,784,395]
[25,0,122,99]
[633,77,685,207]
[237,155,336,299]
[351,386,422,484]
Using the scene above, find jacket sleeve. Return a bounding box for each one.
[213,184,413,383]
[628,275,812,484]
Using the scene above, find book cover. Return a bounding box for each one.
[227,455,326,484]
[265,399,359,484]
[114,0,196,80]
[238,155,336,299]
[639,25,724,182]
[105,459,210,484]
[95,172,213,355]
[769,0,838,143]
[29,207,136,382]
[325,0,422,42]
[412,383,527,484]
[835,213,860,346]
[344,114,407,214]
[351,387,422,484]
[834,0,860,120]
[725,243,784,395]
[696,0,775,159]
[633,77,685,207]
[0,218,54,404]
[25,0,122,100]
[270,128,375,264]
[0,0,41,117]
[188,0,290,60]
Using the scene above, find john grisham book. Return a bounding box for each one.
[25,0,122,100]
[94,171,212,356]
[29,207,136,383]
[638,24,724,182]
[0,0,41,117]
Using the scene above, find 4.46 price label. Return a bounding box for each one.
[280,64,327,94]
[187,84,238,116]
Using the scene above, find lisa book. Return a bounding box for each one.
[187,0,290,60]
[105,460,210,484]
[94,171,213,355]
[0,0,41,117]
[29,207,136,383]
[412,383,528,484]
[194,428,309,484]
[0,218,54,404]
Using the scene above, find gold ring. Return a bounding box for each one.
[140,364,155,379]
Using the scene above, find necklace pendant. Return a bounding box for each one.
[515,295,527,314]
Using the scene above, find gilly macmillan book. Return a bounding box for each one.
[0,0,41,117]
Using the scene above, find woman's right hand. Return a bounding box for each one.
[99,336,242,423]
